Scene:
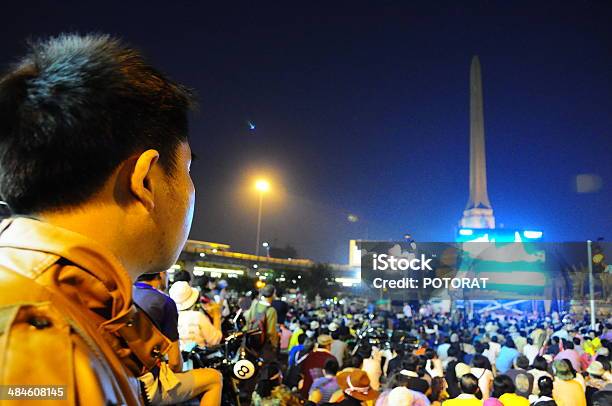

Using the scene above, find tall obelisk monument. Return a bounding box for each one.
[460,56,495,229]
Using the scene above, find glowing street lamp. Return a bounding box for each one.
[254,179,270,256]
[255,179,270,192]
[262,241,271,257]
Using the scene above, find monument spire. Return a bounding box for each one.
[460,55,495,229]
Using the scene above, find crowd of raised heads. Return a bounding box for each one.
[169,272,612,406]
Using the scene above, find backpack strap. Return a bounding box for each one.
[295,351,309,365]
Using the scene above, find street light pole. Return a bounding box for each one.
[254,179,270,256]
[587,240,596,329]
[256,191,264,256]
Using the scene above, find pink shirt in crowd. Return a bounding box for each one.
[554,349,582,372]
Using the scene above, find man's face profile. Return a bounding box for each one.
[148,141,195,272]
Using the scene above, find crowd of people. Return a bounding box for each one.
[142,268,612,406]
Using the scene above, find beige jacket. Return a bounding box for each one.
[0,217,171,405]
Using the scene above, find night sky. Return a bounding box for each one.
[3,2,611,263]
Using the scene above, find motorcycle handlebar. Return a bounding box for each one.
[224,328,262,342]
[186,329,264,355]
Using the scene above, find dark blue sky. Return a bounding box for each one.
[3,2,611,263]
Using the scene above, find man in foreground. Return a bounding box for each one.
[0,34,220,405]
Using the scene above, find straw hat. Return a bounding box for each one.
[317,334,333,346]
[587,361,605,377]
[169,281,200,311]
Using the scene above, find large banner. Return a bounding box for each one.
[358,241,611,302]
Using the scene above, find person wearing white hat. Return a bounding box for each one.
[585,361,608,405]
[169,281,222,348]
[387,386,414,405]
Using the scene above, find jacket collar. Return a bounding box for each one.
[0,217,133,323]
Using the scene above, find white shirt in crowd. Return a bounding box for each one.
[470,367,493,399]
[177,310,222,348]
[437,342,450,361]
[486,341,501,367]
[426,358,444,378]
[403,304,412,318]
[523,343,540,365]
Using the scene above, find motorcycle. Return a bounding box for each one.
[182,328,263,406]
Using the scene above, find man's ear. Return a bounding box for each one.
[130,149,160,211]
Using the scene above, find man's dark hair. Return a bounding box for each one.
[346,354,363,369]
[472,354,489,369]
[492,375,515,398]
[595,355,610,372]
[505,336,516,349]
[136,272,162,282]
[474,342,486,354]
[447,346,459,358]
[192,275,211,290]
[357,344,372,359]
[459,373,479,395]
[385,372,410,390]
[297,333,306,345]
[173,270,192,283]
[537,376,553,397]
[323,358,339,375]
[402,354,419,372]
[592,390,612,406]
[515,355,529,369]
[531,356,548,371]
[0,34,195,214]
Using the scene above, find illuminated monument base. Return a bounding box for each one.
[457,228,542,243]
[460,207,495,229]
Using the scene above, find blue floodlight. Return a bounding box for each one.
[459,229,474,236]
[523,230,543,239]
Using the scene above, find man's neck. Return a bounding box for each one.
[37,204,142,279]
